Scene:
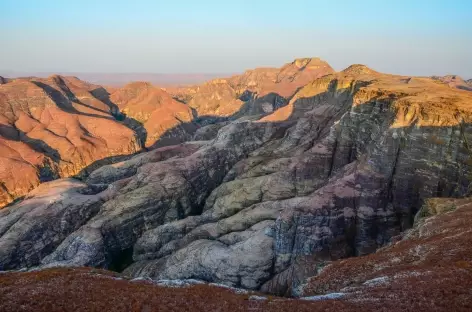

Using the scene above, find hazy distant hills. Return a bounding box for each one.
[0,72,233,87]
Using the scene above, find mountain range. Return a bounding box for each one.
[1,58,472,311]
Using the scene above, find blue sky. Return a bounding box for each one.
[1,0,471,77]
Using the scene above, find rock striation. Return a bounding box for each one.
[0,61,471,299]
[298,197,472,310]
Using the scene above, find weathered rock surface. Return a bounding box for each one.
[0,59,334,208]
[297,197,472,311]
[1,62,471,299]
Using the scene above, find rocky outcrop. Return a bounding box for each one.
[431,75,472,91]
[298,197,472,311]
[0,63,471,299]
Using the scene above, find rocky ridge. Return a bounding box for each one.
[431,75,472,92]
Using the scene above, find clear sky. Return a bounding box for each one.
[1,0,471,77]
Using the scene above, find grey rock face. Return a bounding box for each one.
[0,121,285,271]
[0,179,105,269]
[1,70,471,296]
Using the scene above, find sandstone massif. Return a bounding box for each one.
[0,58,471,310]
[176,57,335,118]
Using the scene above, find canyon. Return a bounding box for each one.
[0,58,471,310]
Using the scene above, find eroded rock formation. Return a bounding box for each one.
[176,57,335,118]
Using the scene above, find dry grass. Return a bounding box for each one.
[0,267,358,312]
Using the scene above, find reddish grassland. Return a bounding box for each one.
[1,198,471,312]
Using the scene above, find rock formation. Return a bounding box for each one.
[1,197,471,312]
[0,59,335,208]
[298,196,472,310]
[431,75,472,91]
[1,61,471,301]
[108,82,196,148]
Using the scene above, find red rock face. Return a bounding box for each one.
[109,82,195,148]
[0,75,141,208]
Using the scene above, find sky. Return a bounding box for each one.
[1,0,471,78]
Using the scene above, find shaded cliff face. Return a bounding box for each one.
[0,75,142,208]
[0,63,471,300]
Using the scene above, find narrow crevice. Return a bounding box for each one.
[327,138,338,178]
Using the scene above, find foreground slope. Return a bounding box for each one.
[1,198,470,311]
[0,63,471,298]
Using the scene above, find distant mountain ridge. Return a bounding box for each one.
[0,72,234,87]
